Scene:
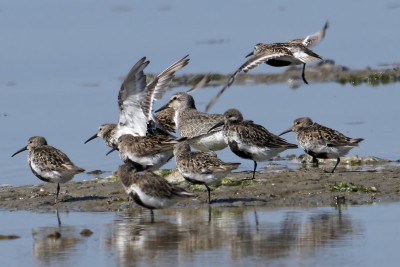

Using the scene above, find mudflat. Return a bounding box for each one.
[1,157,399,213]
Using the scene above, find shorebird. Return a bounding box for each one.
[209,109,298,180]
[117,162,195,221]
[107,133,178,170]
[85,55,190,148]
[11,136,85,203]
[154,74,211,133]
[84,123,117,148]
[205,21,328,112]
[156,92,227,152]
[280,117,364,173]
[173,141,240,204]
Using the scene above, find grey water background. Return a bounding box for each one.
[3,203,400,266]
[1,0,400,186]
[1,1,400,266]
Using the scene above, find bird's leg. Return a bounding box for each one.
[242,161,257,181]
[54,183,60,204]
[312,156,319,166]
[301,63,309,84]
[331,158,340,173]
[150,209,155,223]
[205,185,212,204]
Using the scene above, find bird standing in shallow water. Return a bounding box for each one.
[12,136,85,203]
[279,117,364,173]
[209,109,298,180]
[173,141,240,204]
[117,162,195,221]
[205,21,328,112]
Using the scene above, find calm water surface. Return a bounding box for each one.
[1,1,400,266]
[1,0,400,186]
[2,203,400,266]
[2,82,399,186]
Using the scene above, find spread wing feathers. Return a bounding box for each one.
[205,53,286,112]
[288,21,329,48]
[117,57,150,137]
[288,46,323,63]
[187,73,211,93]
[142,55,190,122]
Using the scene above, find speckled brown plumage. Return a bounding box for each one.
[280,117,364,173]
[210,109,297,180]
[108,133,177,170]
[173,141,240,203]
[118,162,194,217]
[157,92,227,152]
[12,136,85,203]
[205,22,328,112]
[155,107,176,133]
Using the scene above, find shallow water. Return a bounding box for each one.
[2,81,399,186]
[2,202,400,266]
[1,1,400,265]
[2,0,400,186]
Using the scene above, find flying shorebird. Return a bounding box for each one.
[205,21,328,112]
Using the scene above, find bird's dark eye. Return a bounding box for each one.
[172,97,177,101]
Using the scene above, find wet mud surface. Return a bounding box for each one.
[2,159,400,213]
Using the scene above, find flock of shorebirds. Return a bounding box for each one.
[11,21,364,217]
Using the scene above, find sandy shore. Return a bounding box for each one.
[1,156,399,213]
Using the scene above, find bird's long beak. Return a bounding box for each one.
[279,128,293,136]
[11,146,28,157]
[106,147,118,156]
[245,51,254,58]
[84,133,98,144]
[208,120,224,133]
[155,103,169,113]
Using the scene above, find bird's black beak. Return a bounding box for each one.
[279,128,292,136]
[208,120,224,133]
[155,103,169,113]
[84,133,98,144]
[106,147,118,156]
[12,146,28,157]
[245,51,254,58]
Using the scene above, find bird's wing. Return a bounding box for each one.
[205,52,287,112]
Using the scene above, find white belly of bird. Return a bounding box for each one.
[301,142,355,158]
[188,131,227,152]
[121,150,173,170]
[126,185,176,209]
[231,134,286,162]
[180,169,228,185]
[29,161,75,184]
